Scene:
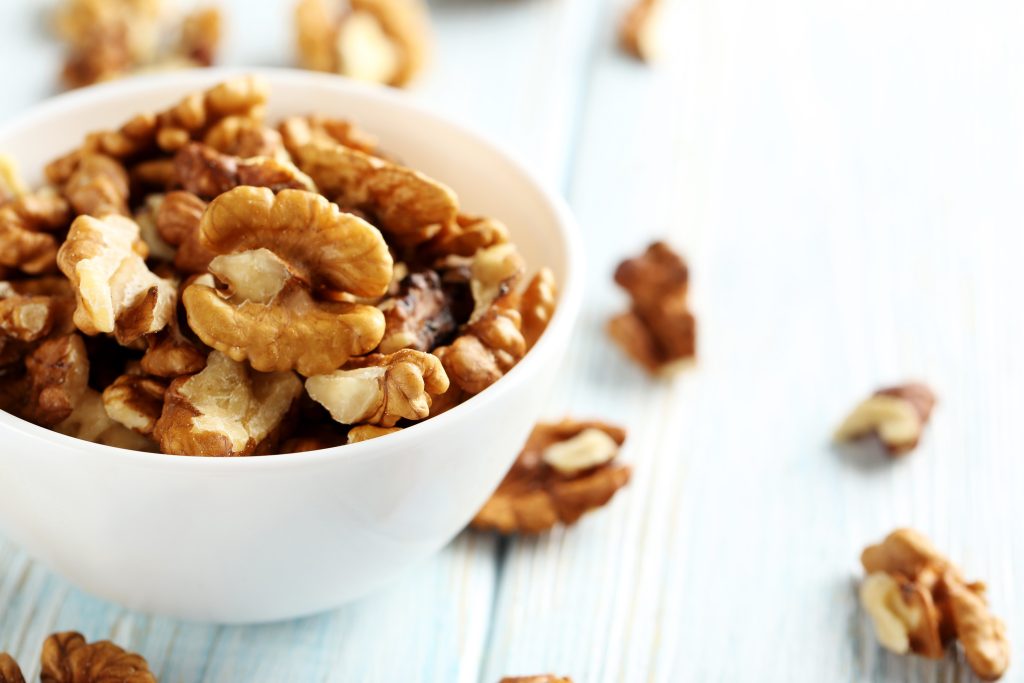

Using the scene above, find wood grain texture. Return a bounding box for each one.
[2,0,1024,681]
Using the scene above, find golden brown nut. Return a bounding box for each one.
[154,351,302,456]
[0,155,28,205]
[294,140,458,246]
[19,334,90,427]
[835,383,936,455]
[423,213,509,258]
[467,243,525,323]
[519,267,557,349]
[295,0,431,87]
[102,373,167,435]
[378,270,457,353]
[0,653,24,683]
[204,116,288,160]
[619,0,663,62]
[178,7,222,67]
[279,115,380,157]
[55,0,160,88]
[609,241,695,375]
[53,386,156,451]
[0,279,76,362]
[57,214,176,344]
[40,631,156,683]
[130,158,178,191]
[436,306,525,395]
[154,75,270,153]
[306,348,449,427]
[140,313,206,379]
[155,191,214,273]
[63,153,130,217]
[500,677,573,683]
[173,143,315,198]
[0,189,73,274]
[860,529,1010,680]
[347,424,402,443]
[472,419,631,534]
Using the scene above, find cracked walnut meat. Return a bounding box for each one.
[0,76,555,456]
[860,529,1010,681]
[472,420,631,534]
[835,383,936,455]
[608,241,696,375]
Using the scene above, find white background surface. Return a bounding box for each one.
[2,0,1024,681]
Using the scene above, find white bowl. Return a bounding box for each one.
[0,68,583,623]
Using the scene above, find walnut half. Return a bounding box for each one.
[40,631,155,683]
[835,383,936,455]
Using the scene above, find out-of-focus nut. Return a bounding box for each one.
[294,140,458,246]
[424,213,509,258]
[155,190,214,273]
[0,189,73,274]
[154,351,302,456]
[63,153,130,217]
[472,419,631,534]
[306,348,449,427]
[378,270,457,353]
[130,158,178,190]
[173,142,316,198]
[609,241,696,374]
[20,334,90,427]
[860,570,944,658]
[102,373,167,435]
[57,214,176,343]
[154,75,270,153]
[0,653,24,683]
[619,0,663,62]
[134,195,177,262]
[347,424,402,443]
[0,155,27,205]
[178,7,222,66]
[204,116,288,160]
[40,630,156,683]
[519,267,557,349]
[541,427,621,475]
[835,383,936,455]
[279,114,380,157]
[54,387,156,451]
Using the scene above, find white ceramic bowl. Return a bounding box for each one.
[0,68,583,623]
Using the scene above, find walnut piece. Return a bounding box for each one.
[294,140,458,246]
[436,306,525,395]
[619,0,663,62]
[140,312,206,379]
[154,351,303,456]
[295,0,430,87]
[57,214,176,343]
[63,153,130,217]
[204,116,288,160]
[835,383,936,455]
[134,195,176,262]
[609,241,696,375]
[155,190,214,273]
[41,631,155,683]
[378,270,457,353]
[347,424,402,443]
[173,142,315,198]
[20,334,90,427]
[306,349,448,427]
[102,373,167,435]
[178,7,221,67]
[0,155,28,205]
[424,213,509,258]
[519,267,557,349]
[0,653,24,683]
[860,529,1010,680]
[471,419,631,534]
[0,188,72,274]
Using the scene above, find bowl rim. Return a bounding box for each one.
[0,67,585,470]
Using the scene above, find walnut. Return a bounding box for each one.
[295,0,430,87]
[102,373,166,435]
[177,7,221,67]
[133,195,176,262]
[436,306,525,395]
[306,348,449,427]
[154,191,214,273]
[472,419,631,534]
[56,214,176,344]
[835,383,936,455]
[204,117,288,160]
[129,158,178,191]
[173,143,315,198]
[0,188,73,274]
[619,0,663,62]
[154,351,302,456]
[0,293,60,344]
[19,334,90,427]
[63,153,130,217]
[294,140,458,246]
[279,115,380,157]
[40,631,155,683]
[519,267,557,349]
[140,313,206,379]
[54,386,157,451]
[378,270,457,353]
[608,241,695,374]
[468,243,525,323]
[500,678,573,683]
[347,424,402,443]
[0,653,24,683]
[423,213,509,258]
[0,155,28,205]
[860,529,1010,680]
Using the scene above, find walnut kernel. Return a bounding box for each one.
[835,383,936,455]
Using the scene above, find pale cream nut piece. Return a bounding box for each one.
[134,194,176,262]
[306,348,449,428]
[423,212,509,258]
[102,373,167,435]
[56,214,176,343]
[294,140,458,247]
[542,427,621,476]
[56,387,156,451]
[860,571,940,656]
[948,578,1011,681]
[619,0,663,62]
[835,384,936,455]
[469,243,525,323]
[0,154,28,204]
[154,351,302,456]
[347,424,402,443]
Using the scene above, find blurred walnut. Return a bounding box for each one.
[63,154,130,217]
[133,195,176,262]
[280,115,380,157]
[468,244,525,323]
[204,116,288,160]
[378,270,457,353]
[500,678,573,683]
[178,7,222,67]
[294,140,458,246]
[347,424,402,443]
[57,214,176,344]
[102,373,167,435]
[423,213,509,258]
[619,0,663,62]
[20,334,90,427]
[0,281,75,367]
[835,383,936,455]
[0,653,24,683]
[130,158,178,191]
[860,529,1009,680]
[306,348,448,427]
[173,143,316,198]
[154,351,302,456]
[154,190,214,273]
[609,241,695,374]
[41,631,156,683]
[472,419,631,534]
[0,155,28,205]
[181,188,390,375]
[55,387,156,450]
[0,188,73,274]
[518,267,557,348]
[295,0,430,87]
[54,0,162,88]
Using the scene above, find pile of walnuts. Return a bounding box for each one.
[0,75,556,456]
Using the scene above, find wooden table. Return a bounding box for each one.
[1,0,1022,680]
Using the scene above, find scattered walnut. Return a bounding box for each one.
[378,270,457,353]
[436,306,525,395]
[41,631,156,683]
[835,383,936,455]
[279,115,381,157]
[294,140,458,246]
[154,351,303,456]
[57,214,176,344]
[63,153,130,217]
[424,213,509,258]
[519,267,557,349]
[295,0,431,87]
[619,0,663,62]
[347,424,402,443]
[609,241,696,375]
[102,373,167,435]
[140,312,206,379]
[154,190,214,273]
[500,677,573,683]
[472,420,631,534]
[860,529,1010,680]
[130,158,178,191]
[173,142,315,199]
[306,348,449,427]
[178,7,222,67]
[0,653,24,683]
[0,188,73,274]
